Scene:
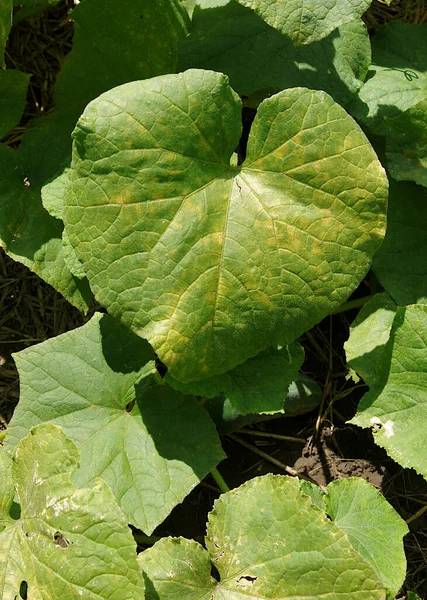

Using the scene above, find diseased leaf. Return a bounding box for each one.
[0,70,29,139]
[0,144,92,311]
[179,1,370,106]
[351,304,427,480]
[349,22,427,135]
[64,70,387,383]
[372,180,427,305]
[139,474,404,598]
[5,313,225,534]
[0,423,144,600]
[345,293,397,387]
[0,0,12,67]
[18,0,189,188]
[386,98,427,187]
[166,343,304,414]
[325,478,408,596]
[234,0,371,46]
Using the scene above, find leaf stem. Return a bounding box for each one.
[0,429,6,442]
[332,295,375,315]
[210,467,230,494]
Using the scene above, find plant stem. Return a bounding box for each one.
[332,294,375,315]
[0,429,6,442]
[210,467,230,493]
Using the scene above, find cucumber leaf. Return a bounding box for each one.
[351,304,427,480]
[372,180,427,306]
[165,343,304,414]
[234,0,371,46]
[350,22,427,135]
[344,292,397,387]
[5,313,225,534]
[0,423,144,600]
[64,70,387,383]
[0,144,92,311]
[139,474,406,598]
[386,98,427,187]
[0,70,29,139]
[179,1,370,106]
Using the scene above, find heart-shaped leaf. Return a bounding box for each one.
[64,69,387,383]
[0,424,144,600]
[6,313,225,534]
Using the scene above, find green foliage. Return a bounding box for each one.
[234,0,372,45]
[139,474,407,598]
[64,71,387,382]
[0,424,144,599]
[2,0,427,594]
[349,304,427,479]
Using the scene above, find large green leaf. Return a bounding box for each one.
[165,343,304,414]
[344,293,397,387]
[0,0,12,67]
[139,474,406,598]
[64,70,387,383]
[179,1,370,106]
[372,180,427,305]
[234,0,371,46]
[0,70,29,139]
[0,423,144,600]
[351,304,427,480]
[5,313,225,534]
[350,22,427,135]
[385,98,427,187]
[18,0,189,188]
[0,144,92,311]
[324,478,408,596]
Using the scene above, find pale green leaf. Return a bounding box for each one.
[351,304,427,480]
[386,98,427,187]
[64,70,387,383]
[372,180,427,305]
[41,165,69,219]
[0,0,12,67]
[325,478,408,596]
[234,0,371,46]
[0,423,144,600]
[166,343,304,414]
[344,293,397,387]
[0,70,29,139]
[6,313,225,534]
[139,474,397,598]
[18,0,189,189]
[349,22,427,135]
[179,1,370,106]
[0,144,92,311]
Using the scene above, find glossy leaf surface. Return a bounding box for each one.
[64,70,387,382]
[6,313,225,534]
[0,424,144,600]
